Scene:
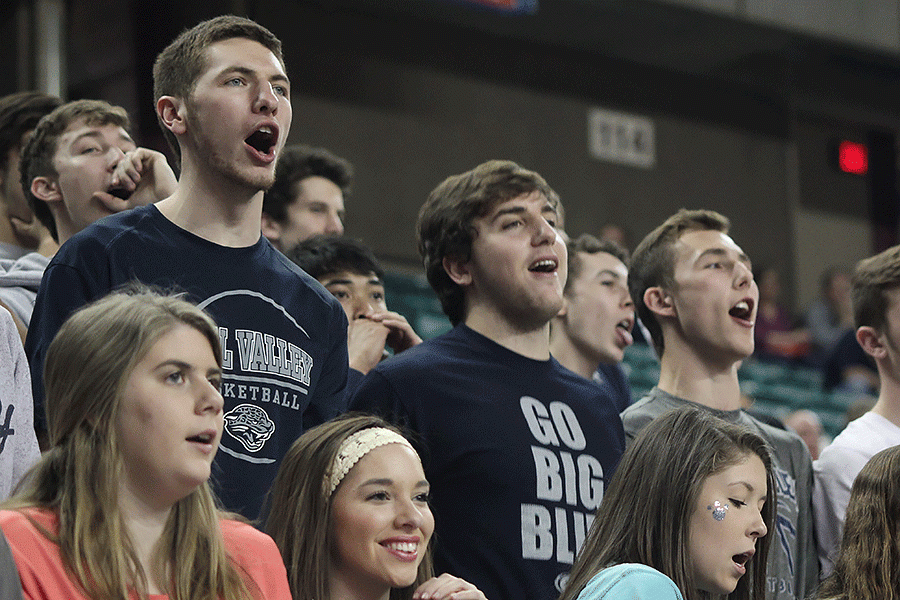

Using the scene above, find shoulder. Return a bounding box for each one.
[220,519,290,599]
[51,206,155,264]
[0,508,57,546]
[577,564,683,600]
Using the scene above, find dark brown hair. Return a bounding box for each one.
[152,15,284,162]
[417,159,560,325]
[628,209,730,356]
[851,244,900,332]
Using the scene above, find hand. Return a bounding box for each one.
[9,215,58,256]
[347,316,391,375]
[413,573,487,600]
[95,148,177,213]
[367,309,422,353]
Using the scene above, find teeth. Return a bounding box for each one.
[258,126,272,134]
[385,541,417,553]
[530,260,556,271]
[734,301,749,311]
[617,320,630,329]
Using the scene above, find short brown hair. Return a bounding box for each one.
[564,233,629,295]
[851,244,900,332]
[416,160,560,326]
[0,91,62,173]
[152,15,284,162]
[20,99,129,242]
[263,145,353,223]
[628,209,730,356]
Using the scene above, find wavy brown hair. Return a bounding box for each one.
[815,445,900,600]
[266,412,433,600]
[4,288,252,600]
[559,406,774,600]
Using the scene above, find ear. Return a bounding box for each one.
[30,176,62,204]
[644,286,675,318]
[442,255,472,287]
[857,326,886,359]
[260,212,282,243]
[156,96,187,136]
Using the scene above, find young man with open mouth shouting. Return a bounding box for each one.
[621,208,818,600]
[25,16,349,521]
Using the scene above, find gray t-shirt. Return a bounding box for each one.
[621,387,818,600]
[0,529,22,600]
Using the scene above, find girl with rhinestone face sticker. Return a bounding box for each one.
[559,407,775,600]
[266,414,486,600]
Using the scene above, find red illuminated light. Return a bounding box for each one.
[838,140,868,175]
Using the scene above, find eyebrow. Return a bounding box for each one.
[221,65,290,86]
[595,269,623,280]
[69,130,135,148]
[154,359,221,378]
[728,481,758,493]
[489,203,558,224]
[321,276,384,287]
[360,478,430,488]
[696,247,751,265]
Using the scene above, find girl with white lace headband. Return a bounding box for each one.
[266,413,487,600]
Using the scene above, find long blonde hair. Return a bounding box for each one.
[5,288,252,600]
[266,413,434,600]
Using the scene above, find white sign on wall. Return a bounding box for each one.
[588,107,656,169]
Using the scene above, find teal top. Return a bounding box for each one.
[575,563,684,600]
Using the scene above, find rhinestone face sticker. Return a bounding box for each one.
[707,500,728,521]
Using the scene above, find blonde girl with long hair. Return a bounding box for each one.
[0,289,290,600]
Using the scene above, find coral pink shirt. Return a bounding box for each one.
[0,508,290,600]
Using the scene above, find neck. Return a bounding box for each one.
[157,156,264,248]
[549,327,599,379]
[118,484,173,595]
[465,309,552,360]
[871,365,900,427]
[0,203,20,248]
[657,337,743,411]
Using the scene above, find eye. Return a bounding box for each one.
[729,498,747,508]
[330,290,349,300]
[80,145,101,155]
[414,491,430,504]
[272,83,289,97]
[366,490,389,501]
[501,219,522,230]
[208,375,222,392]
[165,370,185,385]
[226,77,245,87]
[545,218,557,228]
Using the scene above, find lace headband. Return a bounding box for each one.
[327,427,416,494]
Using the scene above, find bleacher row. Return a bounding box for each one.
[383,272,863,440]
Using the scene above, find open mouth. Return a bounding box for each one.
[245,126,277,156]
[186,432,215,444]
[107,185,133,201]
[732,551,753,569]
[728,299,754,321]
[617,318,634,333]
[529,259,558,273]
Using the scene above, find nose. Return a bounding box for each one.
[351,295,375,320]
[196,378,224,415]
[749,509,767,538]
[620,285,634,309]
[106,146,127,170]
[394,497,426,530]
[734,260,753,289]
[532,216,557,246]
[325,211,344,235]
[254,81,280,114]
